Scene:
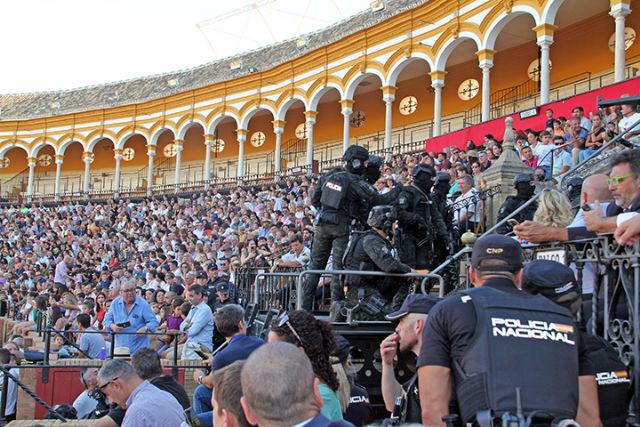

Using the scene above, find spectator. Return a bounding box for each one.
[572,106,592,131]
[521,145,538,169]
[211,361,251,427]
[581,113,609,162]
[73,368,99,419]
[453,175,480,234]
[271,233,311,271]
[619,98,640,141]
[0,348,19,422]
[192,304,264,425]
[551,136,572,177]
[532,130,555,179]
[269,311,344,420]
[76,313,106,359]
[96,359,184,427]
[131,348,190,410]
[103,281,159,356]
[545,108,555,130]
[180,284,214,360]
[565,117,589,165]
[532,189,574,228]
[240,342,353,427]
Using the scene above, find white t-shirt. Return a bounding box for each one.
[619,112,640,134]
[533,143,555,168]
[454,189,481,223]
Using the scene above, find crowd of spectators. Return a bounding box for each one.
[0,97,638,426]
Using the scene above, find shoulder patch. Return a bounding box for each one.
[461,295,472,303]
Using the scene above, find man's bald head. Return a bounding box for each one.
[241,342,319,427]
[582,174,612,205]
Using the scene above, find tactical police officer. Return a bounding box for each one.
[395,164,449,270]
[354,155,384,228]
[431,171,456,264]
[495,173,538,234]
[417,235,598,427]
[566,176,584,216]
[300,145,401,311]
[522,260,625,427]
[340,205,415,320]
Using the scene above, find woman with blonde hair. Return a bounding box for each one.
[532,188,574,228]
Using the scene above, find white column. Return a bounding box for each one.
[538,40,552,104]
[146,145,156,197]
[480,63,493,122]
[54,155,63,201]
[26,157,36,201]
[204,135,213,188]
[384,96,394,157]
[82,152,92,195]
[304,112,316,173]
[237,129,247,180]
[113,149,123,195]
[611,6,632,83]
[340,99,353,153]
[273,126,284,179]
[173,139,184,192]
[432,81,444,137]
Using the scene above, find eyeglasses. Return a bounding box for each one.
[277,313,304,346]
[122,288,136,293]
[607,173,636,186]
[98,377,118,391]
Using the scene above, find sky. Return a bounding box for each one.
[0,0,372,94]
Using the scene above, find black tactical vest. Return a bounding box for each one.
[343,231,379,288]
[319,171,357,222]
[455,286,579,423]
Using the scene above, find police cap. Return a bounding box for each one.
[522,260,581,315]
[385,294,442,321]
[471,234,523,271]
[412,163,436,178]
[513,173,534,187]
[216,282,230,293]
[343,145,369,162]
[434,172,451,186]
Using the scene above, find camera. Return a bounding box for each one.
[88,386,110,418]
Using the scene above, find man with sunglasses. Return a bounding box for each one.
[96,359,184,427]
[583,150,640,234]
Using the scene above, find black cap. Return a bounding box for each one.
[333,335,352,364]
[522,260,581,315]
[216,283,230,293]
[385,294,442,321]
[471,234,523,270]
[196,271,207,279]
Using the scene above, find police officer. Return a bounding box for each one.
[417,235,598,427]
[522,260,625,427]
[395,164,449,270]
[566,176,584,217]
[300,145,401,311]
[431,171,456,264]
[380,294,441,424]
[340,205,416,320]
[354,155,384,228]
[496,173,538,234]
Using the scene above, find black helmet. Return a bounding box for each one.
[434,172,451,186]
[412,163,436,178]
[367,205,396,231]
[566,176,584,193]
[367,155,382,169]
[513,173,534,187]
[343,145,369,163]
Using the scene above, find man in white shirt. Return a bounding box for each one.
[619,99,640,142]
[73,368,99,419]
[453,175,481,234]
[533,131,555,179]
[271,235,310,271]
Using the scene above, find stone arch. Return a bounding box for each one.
[176,117,207,140]
[541,0,567,25]
[386,55,434,87]
[434,32,483,71]
[57,134,87,155]
[276,95,308,122]
[0,142,29,158]
[308,82,344,112]
[344,68,386,100]
[207,114,240,135]
[87,136,115,153]
[30,138,58,158]
[116,132,149,150]
[239,103,277,130]
[483,6,542,50]
[150,126,177,146]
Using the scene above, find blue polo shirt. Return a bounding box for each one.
[104,295,159,355]
[212,334,264,370]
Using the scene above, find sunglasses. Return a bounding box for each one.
[99,376,118,391]
[607,173,636,186]
[277,313,304,346]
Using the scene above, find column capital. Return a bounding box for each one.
[27,157,37,166]
[236,129,248,140]
[475,49,496,64]
[381,85,397,98]
[272,120,286,130]
[113,149,123,158]
[204,134,216,144]
[610,0,632,16]
[304,111,317,121]
[146,144,157,155]
[55,155,64,164]
[533,23,557,42]
[82,152,93,162]
[173,139,184,147]
[429,70,447,85]
[339,99,354,110]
